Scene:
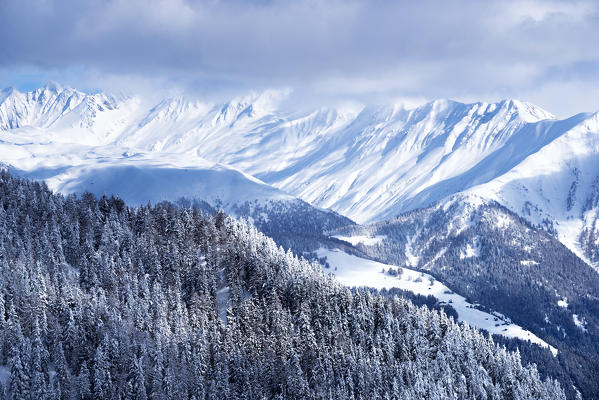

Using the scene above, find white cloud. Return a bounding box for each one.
[0,0,598,115]
[503,0,595,24]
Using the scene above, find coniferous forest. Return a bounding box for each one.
[330,200,599,399]
[0,171,566,399]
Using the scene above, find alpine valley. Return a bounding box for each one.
[1,84,599,399]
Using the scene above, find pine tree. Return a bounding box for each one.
[54,342,71,398]
[149,342,165,400]
[93,337,112,399]
[30,321,50,399]
[8,348,29,400]
[77,361,92,400]
[128,356,148,400]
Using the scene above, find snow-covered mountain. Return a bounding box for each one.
[0,85,298,210]
[26,153,294,209]
[463,112,599,266]
[0,83,122,133]
[2,84,599,266]
[0,86,556,223]
[4,83,599,399]
[327,196,599,396]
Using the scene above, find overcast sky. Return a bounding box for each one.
[1,0,598,116]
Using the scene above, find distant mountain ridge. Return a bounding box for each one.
[1,84,599,264]
[0,83,121,131]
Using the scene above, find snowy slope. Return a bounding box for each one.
[258,99,556,222]
[463,112,599,267]
[41,155,292,208]
[318,247,557,354]
[3,147,293,214]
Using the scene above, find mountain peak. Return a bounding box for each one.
[414,98,556,124]
[0,86,19,103]
[1,86,18,94]
[427,98,459,108]
[405,98,554,124]
[495,98,555,122]
[41,81,64,93]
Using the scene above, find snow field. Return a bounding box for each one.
[317,248,557,355]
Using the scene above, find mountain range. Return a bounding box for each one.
[1,84,599,397]
[1,84,598,267]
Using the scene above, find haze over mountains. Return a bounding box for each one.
[1,84,599,268]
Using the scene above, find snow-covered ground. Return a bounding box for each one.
[557,298,569,308]
[44,153,292,208]
[332,234,386,246]
[573,314,587,332]
[0,126,294,211]
[318,248,557,355]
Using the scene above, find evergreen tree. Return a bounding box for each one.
[128,356,148,400]
[93,338,112,399]
[0,171,569,400]
[77,361,92,400]
[7,348,29,400]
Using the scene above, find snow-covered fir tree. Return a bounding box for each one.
[0,170,565,399]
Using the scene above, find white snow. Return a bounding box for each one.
[318,248,557,355]
[405,244,421,267]
[216,286,230,324]
[494,214,512,229]
[573,314,587,332]
[332,234,386,246]
[460,242,480,259]
[557,298,569,308]
[45,153,292,208]
[216,266,231,324]
[0,107,295,211]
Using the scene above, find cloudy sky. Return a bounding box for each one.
[1,0,598,116]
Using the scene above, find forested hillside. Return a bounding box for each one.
[332,198,599,398]
[178,196,355,254]
[0,171,565,399]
